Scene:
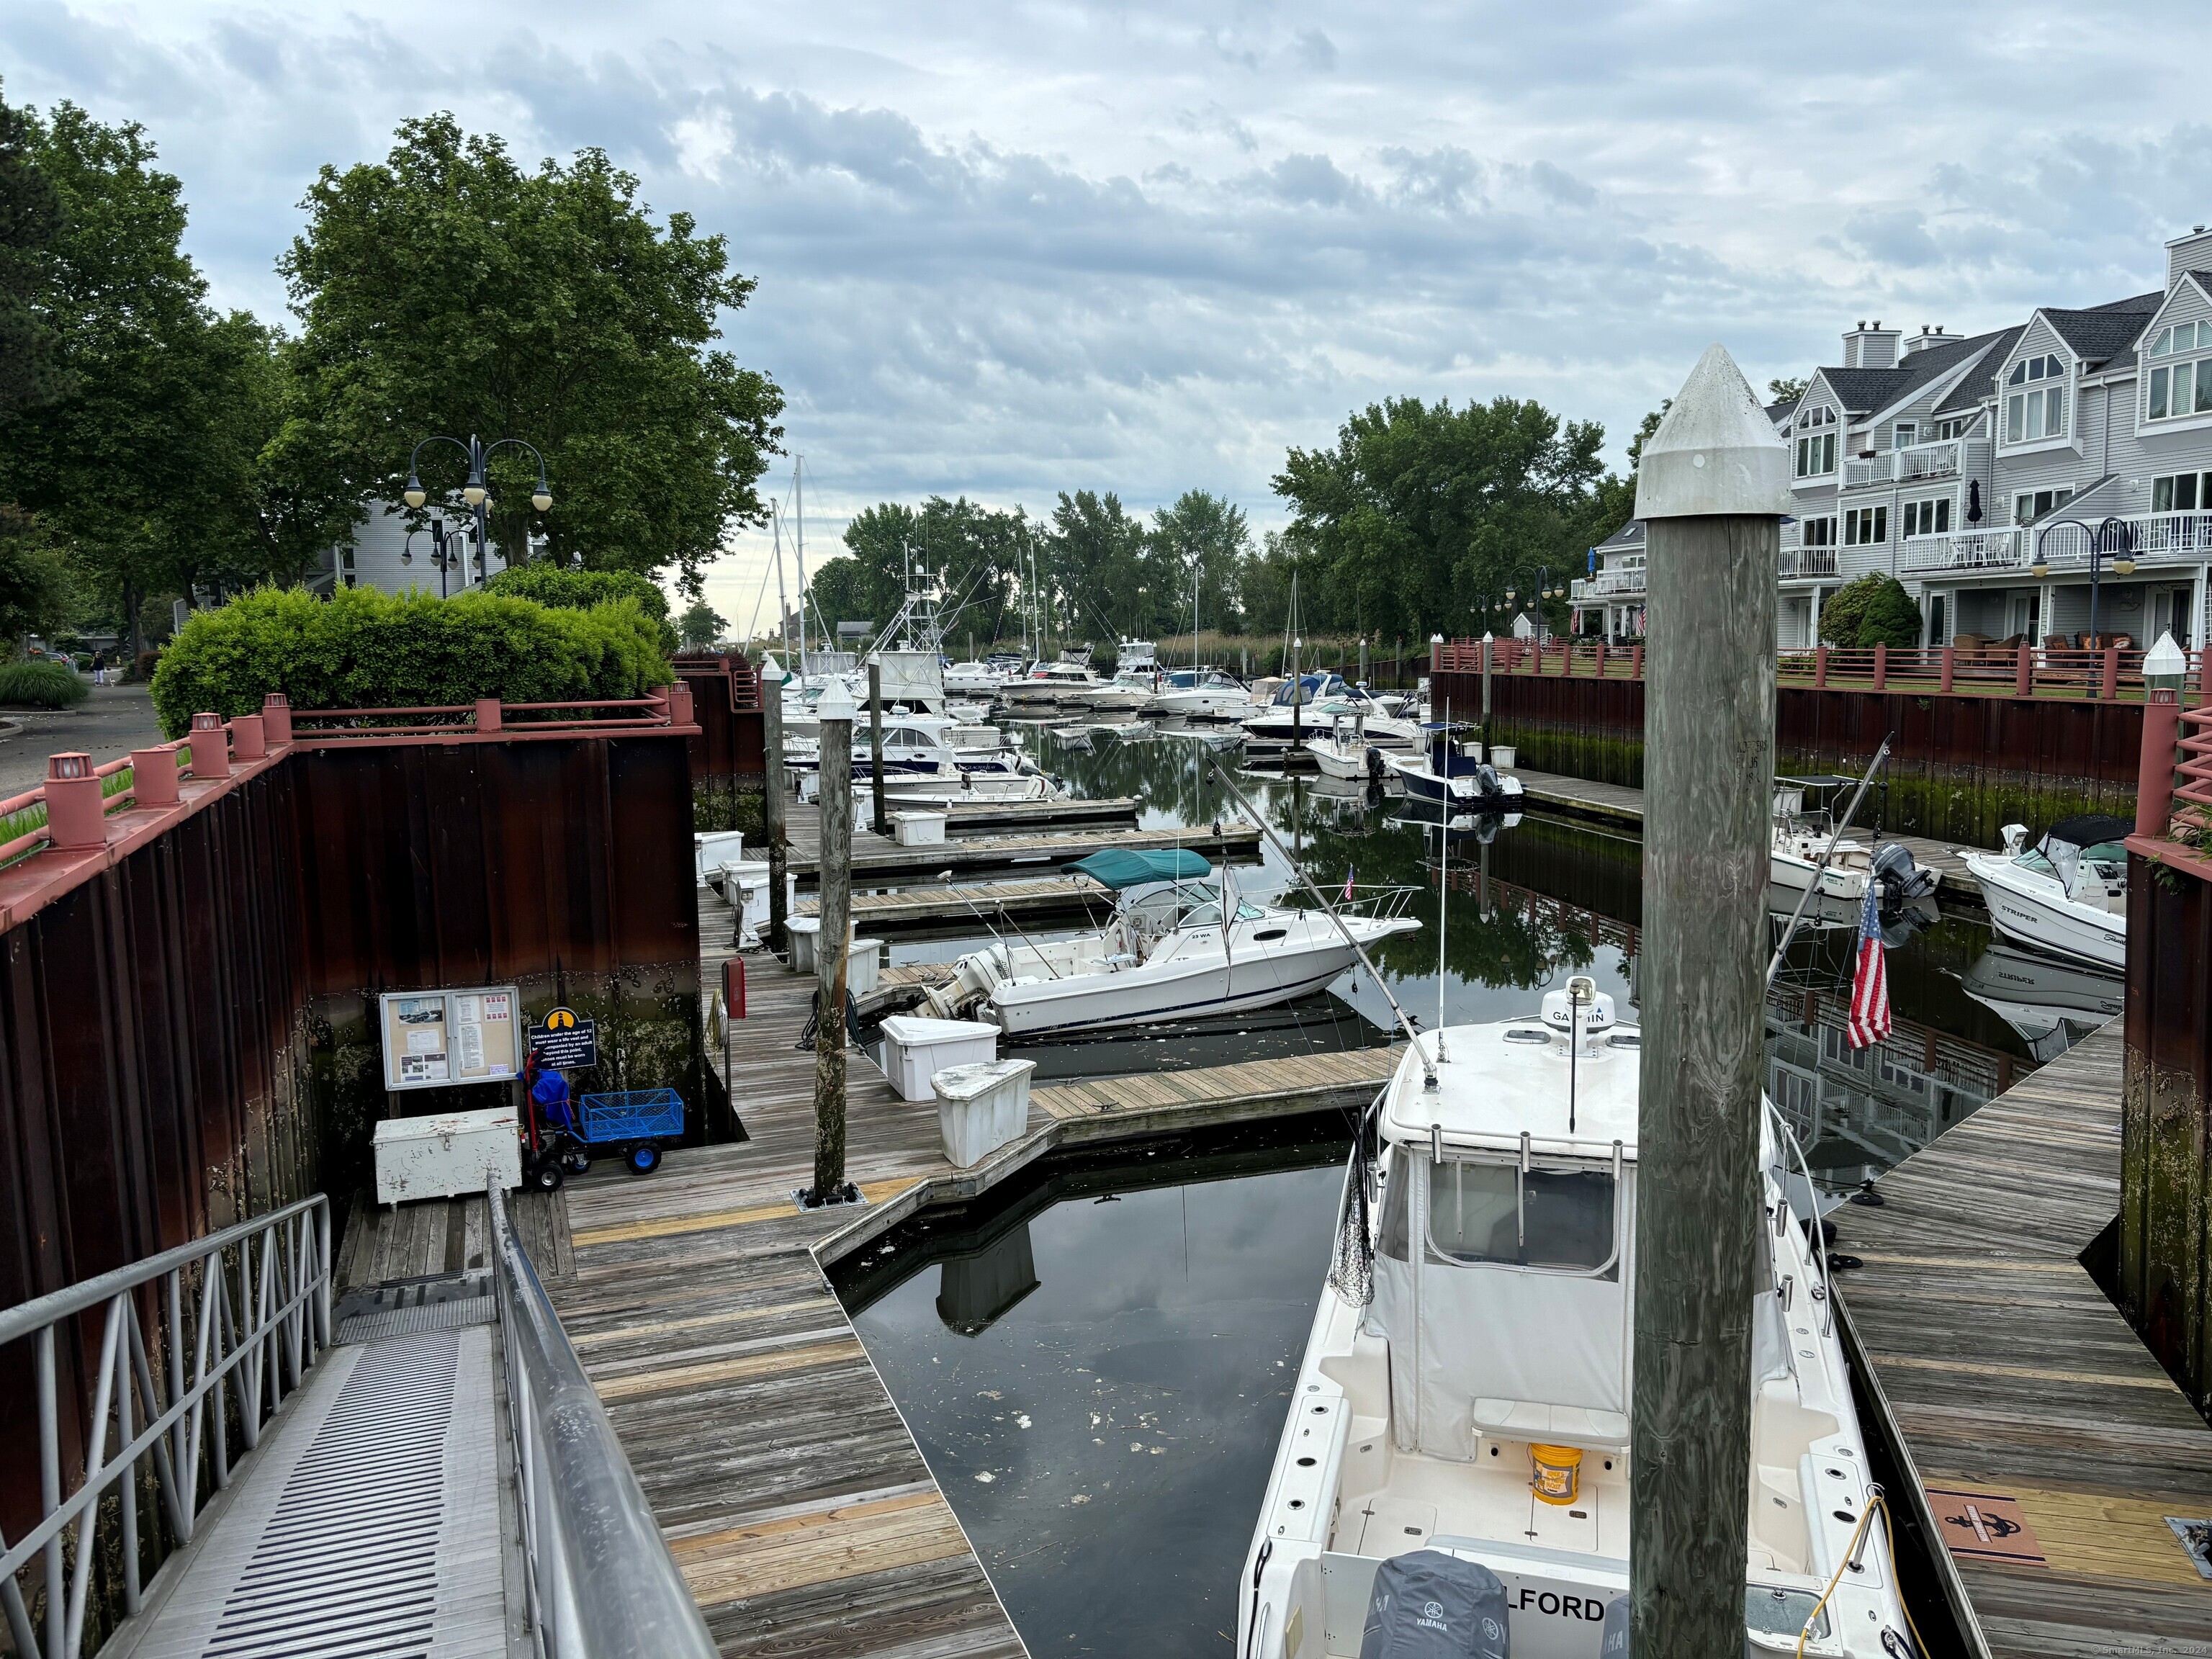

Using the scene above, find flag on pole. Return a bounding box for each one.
[1845,881,1892,1049]
[1342,866,1356,902]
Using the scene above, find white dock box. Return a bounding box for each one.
[373,1107,521,1205]
[931,1059,1035,1168]
[878,1015,999,1102]
[693,830,745,884]
[848,938,883,997]
[892,810,948,846]
[1488,744,1516,770]
[786,914,821,974]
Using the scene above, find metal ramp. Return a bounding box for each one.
[116,1323,509,1659]
[3,1187,716,1659]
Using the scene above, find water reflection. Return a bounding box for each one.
[835,1122,1350,1657]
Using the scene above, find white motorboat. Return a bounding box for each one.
[1305,712,1380,782]
[1239,983,1916,1658]
[1770,780,1938,902]
[923,849,1419,1037]
[943,660,1008,698]
[786,713,1025,781]
[1076,669,1164,712]
[1961,815,2131,970]
[850,770,1065,807]
[1004,659,1100,707]
[1146,667,1251,720]
[1382,727,1524,811]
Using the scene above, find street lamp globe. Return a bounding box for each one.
[532,489,553,513]
[2115,556,2138,576]
[404,475,427,510]
[463,475,488,508]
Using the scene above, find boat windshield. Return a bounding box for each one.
[1179,895,1269,927]
[1395,1156,1618,1274]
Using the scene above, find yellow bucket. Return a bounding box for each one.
[1530,1443,1583,1506]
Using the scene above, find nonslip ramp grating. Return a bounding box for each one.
[336,1296,495,1345]
[204,1331,457,1659]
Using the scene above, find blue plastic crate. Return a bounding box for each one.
[577,1088,685,1143]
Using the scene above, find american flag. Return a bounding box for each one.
[1845,881,1892,1049]
[1342,866,1356,902]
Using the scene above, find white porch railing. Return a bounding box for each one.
[1778,547,1838,580]
[1840,437,1975,490]
[1899,528,2027,573]
[1571,568,1647,601]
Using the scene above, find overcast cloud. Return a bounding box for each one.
[6,2,2212,624]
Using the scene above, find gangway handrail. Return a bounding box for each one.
[487,1181,716,1659]
[0,1192,332,1658]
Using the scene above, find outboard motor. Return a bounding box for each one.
[1477,763,1501,799]
[1870,840,1936,900]
[1600,1594,1630,1655]
[1359,1550,1509,1658]
[1366,745,1388,783]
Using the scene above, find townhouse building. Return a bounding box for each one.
[309,502,518,598]
[1573,222,2212,652]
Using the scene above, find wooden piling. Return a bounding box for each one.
[811,693,855,1202]
[1628,344,1786,1656]
[762,667,789,950]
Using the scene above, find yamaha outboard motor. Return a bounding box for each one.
[1477,763,1500,800]
[1359,1550,1509,1658]
[1600,1594,1630,1655]
[1870,840,1937,900]
[1366,745,1388,783]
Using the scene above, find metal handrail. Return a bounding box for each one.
[1764,1102,1833,1336]
[487,1182,715,1659]
[0,1193,332,1658]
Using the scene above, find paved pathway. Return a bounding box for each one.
[0,681,164,797]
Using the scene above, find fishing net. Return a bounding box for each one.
[1327,1092,1382,1308]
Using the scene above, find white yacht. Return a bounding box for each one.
[1306,712,1380,782]
[1077,668,1164,712]
[1770,781,1938,903]
[1005,660,1100,707]
[1238,984,1916,1658]
[1960,816,2131,970]
[1146,667,1251,720]
[943,660,1010,698]
[923,850,1418,1037]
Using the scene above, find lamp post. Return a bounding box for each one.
[404,433,554,590]
[2031,515,2138,696]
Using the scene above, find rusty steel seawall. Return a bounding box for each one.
[0,727,713,1550]
[1435,669,2145,846]
[675,654,765,832]
[2122,848,2212,1413]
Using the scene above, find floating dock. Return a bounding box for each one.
[1833,1020,2212,1655]
[783,819,1262,881]
[783,795,1141,853]
[532,887,1394,1656]
[1511,766,1981,903]
[798,876,1118,931]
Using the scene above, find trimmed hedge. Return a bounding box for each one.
[485,565,678,653]
[0,660,89,709]
[149,585,673,739]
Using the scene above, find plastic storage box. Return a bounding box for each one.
[931,1059,1035,1168]
[693,830,745,884]
[878,1015,999,1102]
[374,1107,521,1205]
[848,938,882,997]
[893,810,948,846]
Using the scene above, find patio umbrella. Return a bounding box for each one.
[1966,479,1982,523]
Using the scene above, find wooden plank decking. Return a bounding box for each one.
[798,876,1120,930]
[781,796,1140,855]
[542,886,1400,1655]
[1833,1020,2212,1656]
[784,820,1260,881]
[1511,766,1979,903]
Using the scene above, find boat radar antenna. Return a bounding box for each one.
[1199,749,1437,1092]
[1565,974,1596,1134]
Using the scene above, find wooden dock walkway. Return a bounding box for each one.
[544,889,1395,1656]
[1833,1020,2212,1657]
[799,876,1118,930]
[785,819,1260,881]
[781,795,1139,858]
[1512,766,1980,904]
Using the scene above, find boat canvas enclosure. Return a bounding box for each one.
[1068,848,1215,891]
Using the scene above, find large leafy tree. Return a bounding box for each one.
[1047,490,1153,644]
[277,113,783,594]
[1273,395,1611,640]
[831,496,1037,648]
[0,85,64,421]
[1148,489,1249,639]
[0,101,287,654]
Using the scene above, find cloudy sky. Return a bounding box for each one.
[6,1,2212,626]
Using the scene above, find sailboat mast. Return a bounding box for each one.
[793,457,809,677]
[773,507,792,665]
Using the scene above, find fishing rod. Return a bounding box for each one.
[1200,749,1437,1089]
[1764,732,1896,987]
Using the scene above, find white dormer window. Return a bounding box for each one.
[2145,322,2212,422]
[1794,406,1837,478]
[2004,354,2068,443]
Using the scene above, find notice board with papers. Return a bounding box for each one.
[379,986,524,1092]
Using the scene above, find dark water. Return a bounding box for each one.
[838,716,2123,1651]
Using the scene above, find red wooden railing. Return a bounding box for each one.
[0,685,694,870]
[1433,637,2212,703]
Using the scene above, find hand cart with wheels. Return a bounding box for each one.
[572,1088,685,1176]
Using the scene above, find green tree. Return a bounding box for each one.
[1818,572,1922,647]
[276,113,783,593]
[832,495,1035,646]
[1768,376,1808,406]
[678,600,725,649]
[0,84,65,419]
[1148,489,1249,640]
[0,505,76,644]
[1048,490,1152,644]
[1586,402,1667,549]
[1272,395,1609,642]
[0,102,287,656]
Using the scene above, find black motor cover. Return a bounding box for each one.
[1600,1594,1629,1655]
[1870,840,1936,899]
[1358,1551,1509,1658]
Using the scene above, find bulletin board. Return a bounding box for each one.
[379,986,523,1092]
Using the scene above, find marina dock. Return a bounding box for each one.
[531,888,1395,1656]
[797,875,1119,930]
[1511,766,1982,903]
[1833,1020,2212,1655]
[783,817,1260,881]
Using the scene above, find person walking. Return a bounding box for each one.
[90,649,107,686]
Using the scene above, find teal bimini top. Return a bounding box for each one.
[1069,848,1216,891]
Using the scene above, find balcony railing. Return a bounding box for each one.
[1777,547,1838,580]
[1570,568,1647,601]
[1904,513,2212,575]
[1840,437,1978,490]
[1899,528,2026,573]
